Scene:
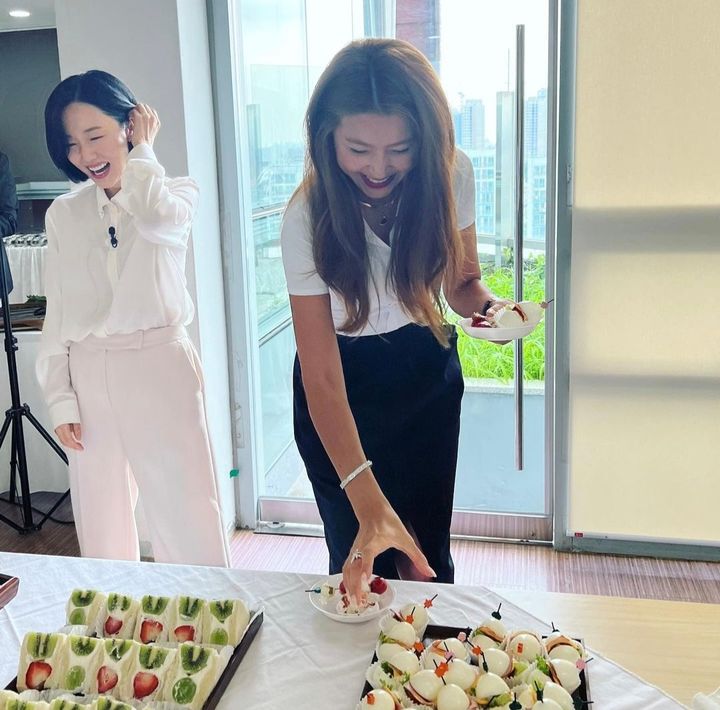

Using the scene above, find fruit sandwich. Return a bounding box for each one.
[94,639,138,697]
[60,635,103,694]
[49,698,86,710]
[5,698,51,710]
[132,595,171,645]
[94,594,140,640]
[123,644,177,703]
[163,643,223,709]
[16,632,66,692]
[200,599,250,647]
[168,595,206,644]
[65,590,107,628]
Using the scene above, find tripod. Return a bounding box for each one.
[0,237,70,533]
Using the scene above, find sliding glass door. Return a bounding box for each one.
[223,0,555,539]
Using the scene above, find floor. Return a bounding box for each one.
[2,491,719,604]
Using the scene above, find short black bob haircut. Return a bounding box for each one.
[45,69,137,183]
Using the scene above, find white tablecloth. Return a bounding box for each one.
[5,245,46,304]
[0,552,683,709]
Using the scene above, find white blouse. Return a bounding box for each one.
[280,149,476,336]
[37,143,199,428]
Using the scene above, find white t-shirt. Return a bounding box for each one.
[37,143,199,427]
[281,149,476,337]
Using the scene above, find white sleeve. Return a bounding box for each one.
[115,143,199,248]
[454,149,476,230]
[280,194,329,296]
[36,206,81,428]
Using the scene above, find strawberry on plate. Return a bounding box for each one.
[369,576,388,595]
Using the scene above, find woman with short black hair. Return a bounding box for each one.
[38,70,229,566]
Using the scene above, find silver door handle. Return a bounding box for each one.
[514,24,525,471]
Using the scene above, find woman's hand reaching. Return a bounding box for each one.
[128,103,160,148]
[341,502,436,606]
[55,423,83,451]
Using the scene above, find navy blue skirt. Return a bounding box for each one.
[293,323,464,583]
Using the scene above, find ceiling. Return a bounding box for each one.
[0,0,55,32]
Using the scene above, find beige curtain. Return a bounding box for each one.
[567,0,720,543]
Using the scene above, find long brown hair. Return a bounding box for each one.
[298,38,462,345]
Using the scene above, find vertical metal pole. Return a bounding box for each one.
[514,24,525,471]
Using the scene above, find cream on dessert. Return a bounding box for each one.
[95,639,138,696]
[62,635,103,694]
[97,593,140,640]
[162,642,222,709]
[168,596,206,644]
[66,589,107,628]
[123,644,177,702]
[201,598,250,646]
[17,632,66,692]
[133,596,171,645]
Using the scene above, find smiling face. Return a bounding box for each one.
[63,101,130,197]
[333,113,414,201]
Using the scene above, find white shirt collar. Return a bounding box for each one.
[95,185,132,218]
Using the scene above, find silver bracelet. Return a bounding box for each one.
[339,460,373,490]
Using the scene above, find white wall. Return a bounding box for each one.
[53,0,236,529]
[567,0,720,544]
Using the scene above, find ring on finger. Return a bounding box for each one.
[349,549,363,563]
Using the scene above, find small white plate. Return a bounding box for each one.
[458,317,538,341]
[307,573,395,624]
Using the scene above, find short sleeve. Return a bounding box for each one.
[280,193,329,296]
[453,149,476,230]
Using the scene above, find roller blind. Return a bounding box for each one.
[567,0,720,543]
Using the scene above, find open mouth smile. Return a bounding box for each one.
[87,162,111,179]
[361,174,395,190]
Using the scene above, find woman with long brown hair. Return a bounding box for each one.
[281,39,518,601]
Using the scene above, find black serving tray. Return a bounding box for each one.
[0,574,19,611]
[361,623,591,708]
[6,610,264,710]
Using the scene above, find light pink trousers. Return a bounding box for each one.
[67,326,230,567]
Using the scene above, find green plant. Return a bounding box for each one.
[452,254,546,382]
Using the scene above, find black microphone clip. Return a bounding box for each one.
[108,226,118,248]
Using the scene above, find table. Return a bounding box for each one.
[0,552,686,709]
[496,588,719,709]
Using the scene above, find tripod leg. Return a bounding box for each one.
[0,410,11,446]
[9,419,17,503]
[23,406,69,464]
[12,413,35,530]
[22,405,72,529]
